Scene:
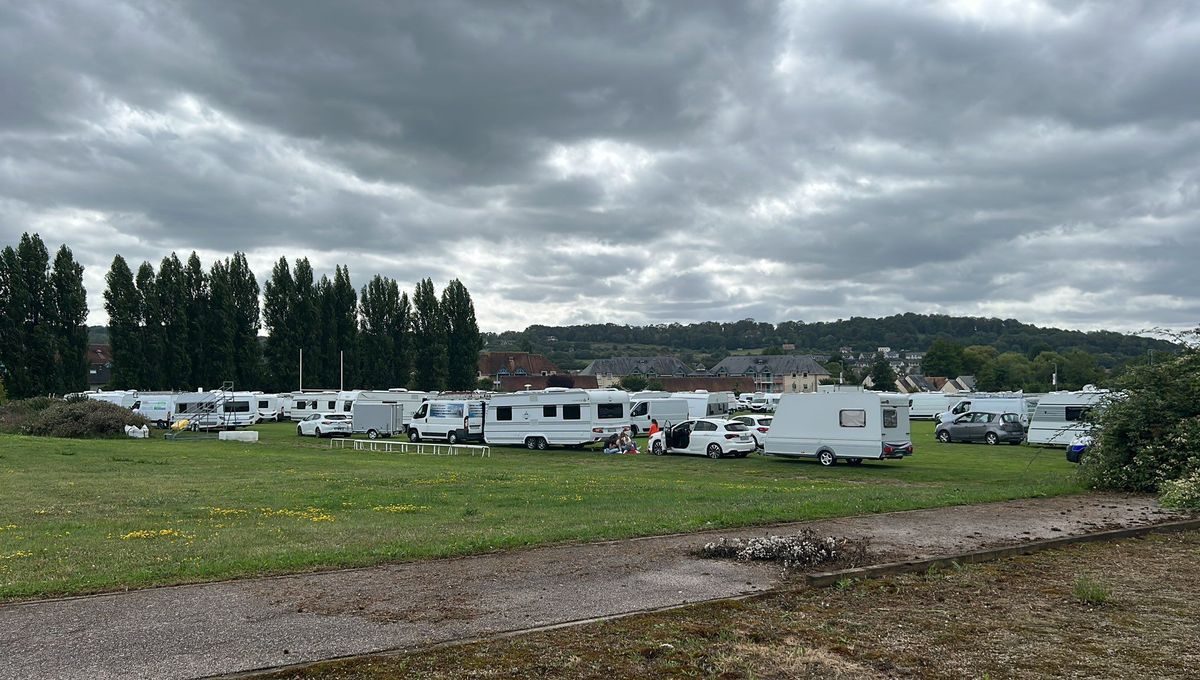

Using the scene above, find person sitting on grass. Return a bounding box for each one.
[618,428,638,454]
[603,432,622,454]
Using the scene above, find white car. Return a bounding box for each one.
[296,413,353,438]
[732,414,773,449]
[647,418,757,458]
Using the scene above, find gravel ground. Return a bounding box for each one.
[0,492,1187,680]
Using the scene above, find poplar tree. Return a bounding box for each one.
[412,278,447,391]
[183,252,209,389]
[393,291,412,388]
[331,265,358,389]
[205,258,235,387]
[442,279,482,390]
[104,255,142,389]
[49,245,88,394]
[0,247,17,395]
[263,257,297,391]
[156,253,190,390]
[136,261,164,389]
[228,252,261,388]
[292,258,319,388]
[359,275,403,388]
[15,234,54,396]
[315,274,337,387]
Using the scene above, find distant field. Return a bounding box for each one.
[0,421,1081,601]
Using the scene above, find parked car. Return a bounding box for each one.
[1066,434,1092,463]
[935,411,1024,445]
[647,418,757,458]
[732,414,772,449]
[296,413,353,438]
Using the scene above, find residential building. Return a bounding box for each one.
[707,355,831,393]
[477,352,560,388]
[86,344,112,387]
[579,356,691,388]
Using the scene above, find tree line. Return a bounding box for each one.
[0,233,89,399]
[103,250,483,393]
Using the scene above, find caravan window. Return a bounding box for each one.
[839,409,867,428]
[597,403,623,419]
[496,406,513,421]
[563,404,581,420]
[293,400,306,410]
[343,402,352,412]
[327,401,336,410]
[224,401,250,413]
[1065,406,1091,422]
[883,408,897,428]
[543,405,557,418]
[630,402,648,417]
[258,400,269,409]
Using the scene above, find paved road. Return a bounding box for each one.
[0,493,1184,680]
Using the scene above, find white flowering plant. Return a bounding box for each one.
[1159,469,1200,509]
[698,529,870,570]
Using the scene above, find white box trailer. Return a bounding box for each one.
[762,392,913,466]
[171,391,260,431]
[407,398,487,444]
[1027,389,1109,446]
[288,391,340,421]
[628,397,690,435]
[352,402,406,439]
[485,388,630,449]
[350,389,431,430]
[907,393,955,420]
[672,390,732,419]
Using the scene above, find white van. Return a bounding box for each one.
[131,393,179,427]
[673,390,732,419]
[171,391,260,431]
[937,395,1031,426]
[407,398,487,444]
[485,388,630,449]
[761,392,913,466]
[288,391,340,421]
[1026,388,1109,446]
[907,393,955,420]
[628,397,690,435]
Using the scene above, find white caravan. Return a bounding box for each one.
[631,390,673,401]
[485,388,630,449]
[87,390,141,409]
[937,394,1031,426]
[628,397,690,435]
[249,393,286,422]
[1027,388,1110,446]
[131,393,180,427]
[672,390,732,419]
[171,391,260,431]
[762,392,914,466]
[407,397,487,444]
[288,391,340,421]
[907,393,956,420]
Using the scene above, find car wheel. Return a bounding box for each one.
[315,427,323,438]
[296,426,304,437]
[936,430,951,443]
[526,437,538,450]
[818,450,836,466]
[447,431,458,445]
[985,432,999,445]
[408,429,421,443]
[706,443,722,459]
[652,440,665,456]
[847,458,863,466]
[536,437,548,450]
[367,429,379,440]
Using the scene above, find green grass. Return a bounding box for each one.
[0,421,1081,601]
[1072,573,1113,605]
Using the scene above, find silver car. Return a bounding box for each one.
[935,411,1024,445]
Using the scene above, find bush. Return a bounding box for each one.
[0,398,147,438]
[1159,469,1200,509]
[1081,333,1200,493]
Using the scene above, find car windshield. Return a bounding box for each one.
[761,417,773,426]
[724,423,748,431]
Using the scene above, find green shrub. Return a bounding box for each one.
[1072,574,1112,605]
[1080,335,1200,492]
[1159,469,1200,509]
[0,398,147,438]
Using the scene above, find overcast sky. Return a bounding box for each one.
[2,1,1198,334]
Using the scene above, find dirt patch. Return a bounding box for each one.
[263,531,1200,680]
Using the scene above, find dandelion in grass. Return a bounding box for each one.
[0,551,33,560]
[120,529,193,540]
[372,504,430,513]
[205,507,248,517]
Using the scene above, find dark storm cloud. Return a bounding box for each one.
[1,0,1198,332]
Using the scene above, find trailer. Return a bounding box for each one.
[288,391,340,421]
[170,391,260,431]
[249,393,286,422]
[484,388,630,449]
[762,392,913,466]
[351,402,405,439]
[1026,388,1110,446]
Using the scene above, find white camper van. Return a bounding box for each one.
[288,391,340,421]
[485,388,630,449]
[937,394,1031,427]
[407,398,487,444]
[907,393,955,420]
[762,392,913,466]
[673,390,732,419]
[1027,388,1109,446]
[628,397,690,435]
[171,391,260,431]
[131,393,179,427]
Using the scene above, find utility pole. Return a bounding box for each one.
[299,349,303,391]
[340,350,344,391]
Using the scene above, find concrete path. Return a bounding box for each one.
[0,493,1185,680]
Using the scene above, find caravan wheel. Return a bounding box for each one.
[818,450,836,466]
[367,429,379,440]
[536,437,548,450]
[525,437,538,450]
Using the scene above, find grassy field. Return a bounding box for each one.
[0,420,1081,601]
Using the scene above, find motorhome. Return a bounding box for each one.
[628,397,690,435]
[761,392,913,466]
[170,391,260,431]
[907,393,956,420]
[352,401,406,439]
[936,394,1032,426]
[1026,388,1110,446]
[407,397,487,444]
[485,388,630,449]
[673,390,732,419]
[288,391,340,421]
